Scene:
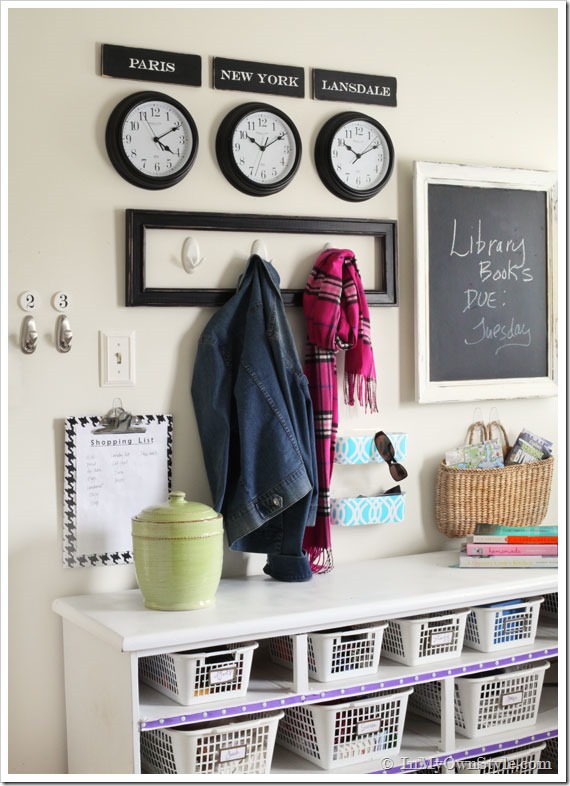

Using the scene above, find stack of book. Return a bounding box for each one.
[458,524,558,568]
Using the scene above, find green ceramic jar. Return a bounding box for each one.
[132,491,223,611]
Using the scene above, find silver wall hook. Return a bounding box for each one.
[20,315,38,354]
[56,314,72,353]
[182,237,205,273]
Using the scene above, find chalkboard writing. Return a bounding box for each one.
[427,184,548,382]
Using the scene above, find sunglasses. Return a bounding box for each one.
[374,431,408,482]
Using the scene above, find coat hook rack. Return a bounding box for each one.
[181,237,205,273]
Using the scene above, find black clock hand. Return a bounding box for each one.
[358,141,380,158]
[246,134,263,149]
[158,141,175,154]
[156,124,181,141]
[263,132,285,149]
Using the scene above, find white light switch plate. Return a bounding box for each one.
[99,331,136,387]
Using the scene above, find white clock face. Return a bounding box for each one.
[231,110,297,185]
[331,118,390,191]
[121,99,194,178]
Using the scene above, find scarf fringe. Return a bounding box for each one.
[306,545,334,574]
[345,373,378,414]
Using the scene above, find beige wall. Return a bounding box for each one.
[7,6,560,775]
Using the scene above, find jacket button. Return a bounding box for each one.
[272,495,283,508]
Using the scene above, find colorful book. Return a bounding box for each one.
[466,524,558,544]
[505,428,553,465]
[458,549,558,569]
[465,542,558,557]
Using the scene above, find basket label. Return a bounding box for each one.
[501,690,523,707]
[430,630,454,646]
[219,745,247,763]
[357,718,381,735]
[209,666,237,685]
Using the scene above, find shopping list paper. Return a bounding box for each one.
[63,414,172,567]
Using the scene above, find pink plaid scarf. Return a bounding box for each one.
[302,248,378,573]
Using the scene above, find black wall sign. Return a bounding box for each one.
[313,68,397,107]
[427,184,548,382]
[213,57,304,98]
[101,44,201,87]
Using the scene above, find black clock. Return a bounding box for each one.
[105,91,199,190]
[314,111,394,202]
[215,102,302,196]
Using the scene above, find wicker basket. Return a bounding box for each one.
[435,456,554,538]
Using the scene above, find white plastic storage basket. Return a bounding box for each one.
[276,688,413,770]
[463,597,544,652]
[542,592,558,619]
[140,711,283,775]
[409,660,549,738]
[542,737,558,771]
[139,641,258,705]
[455,742,546,774]
[269,623,387,683]
[381,610,469,666]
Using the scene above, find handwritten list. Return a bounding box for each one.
[63,415,172,568]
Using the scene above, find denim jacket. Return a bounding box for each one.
[191,255,317,582]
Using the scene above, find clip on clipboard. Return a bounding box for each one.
[92,398,146,434]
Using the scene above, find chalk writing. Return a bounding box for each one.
[465,316,532,355]
[449,218,533,355]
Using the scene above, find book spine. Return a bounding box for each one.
[468,534,558,544]
[466,542,558,556]
[507,536,558,544]
[459,554,558,568]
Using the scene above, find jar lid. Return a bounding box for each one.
[133,491,221,524]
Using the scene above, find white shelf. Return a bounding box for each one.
[52,550,557,653]
[52,551,559,775]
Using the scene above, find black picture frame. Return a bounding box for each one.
[126,210,398,307]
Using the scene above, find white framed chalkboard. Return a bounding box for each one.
[413,161,558,403]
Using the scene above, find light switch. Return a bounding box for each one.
[99,331,135,387]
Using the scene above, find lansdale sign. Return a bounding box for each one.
[313,68,397,107]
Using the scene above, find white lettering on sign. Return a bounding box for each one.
[220,745,247,763]
[220,69,254,82]
[320,79,391,97]
[464,317,531,354]
[501,690,523,707]
[128,58,175,73]
[357,718,381,735]
[448,218,535,356]
[220,69,299,87]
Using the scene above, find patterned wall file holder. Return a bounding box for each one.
[330,433,407,527]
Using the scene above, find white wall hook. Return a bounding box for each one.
[252,239,269,260]
[182,237,205,273]
[20,315,38,354]
[56,314,72,353]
